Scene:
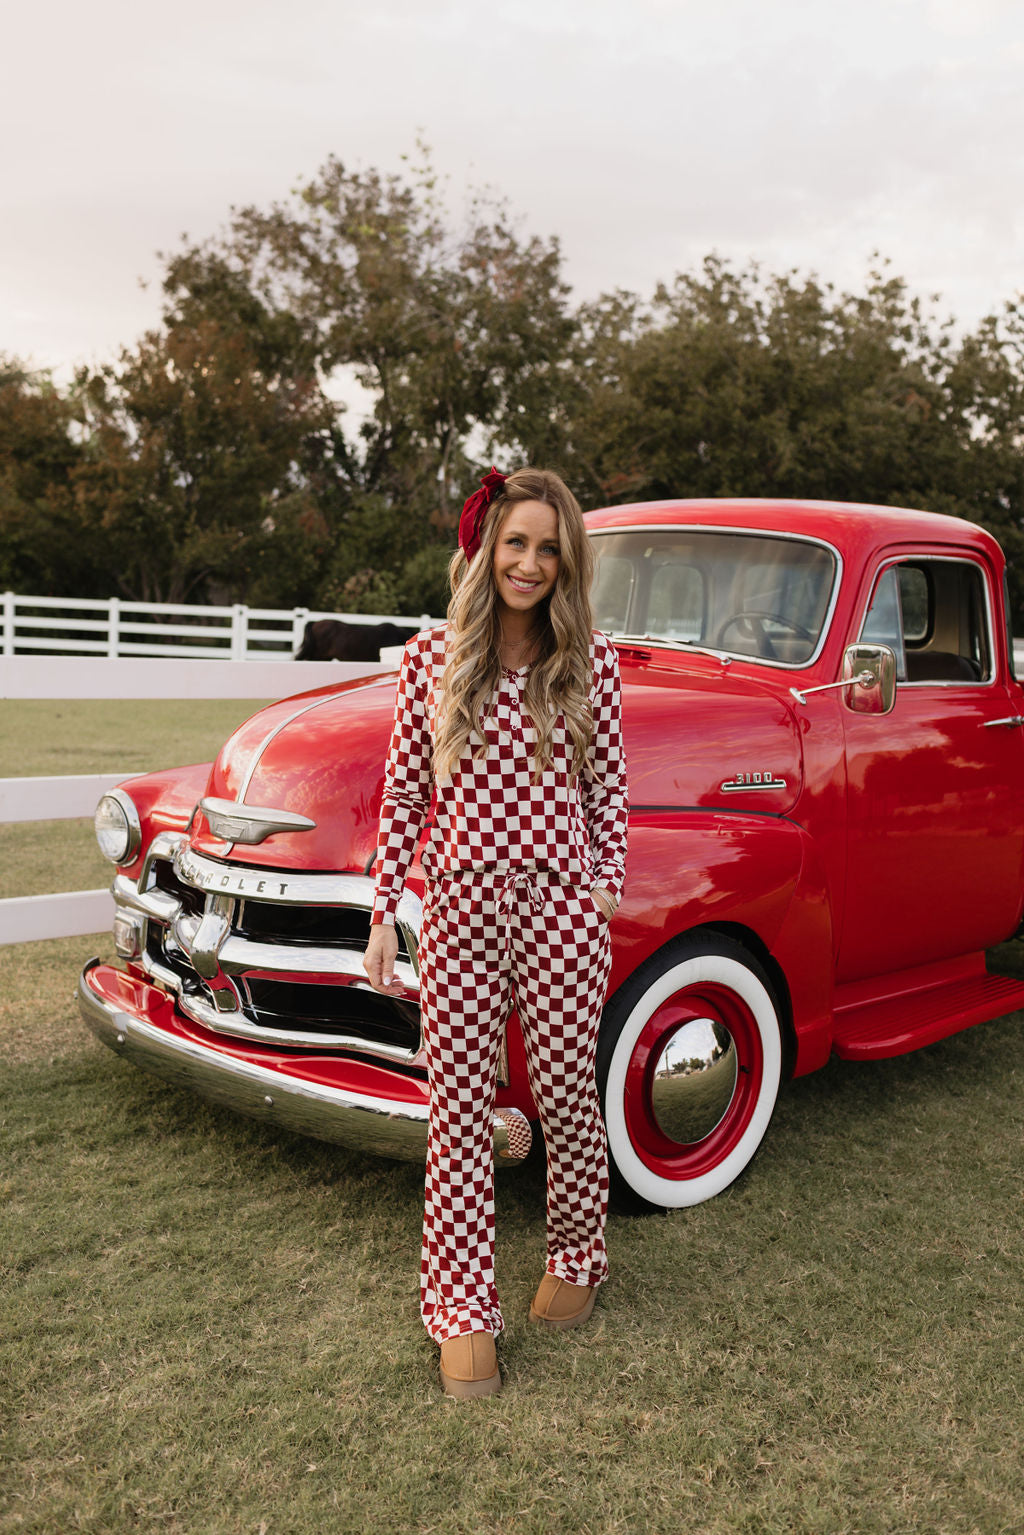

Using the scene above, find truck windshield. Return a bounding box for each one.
[589,528,837,666]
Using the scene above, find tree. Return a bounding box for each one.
[5,154,1024,626]
[944,301,1024,617]
[0,358,95,594]
[566,257,961,508]
[73,309,338,604]
[563,256,1024,621]
[1,152,580,613]
[159,148,578,598]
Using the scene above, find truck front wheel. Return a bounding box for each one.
[597,933,784,1213]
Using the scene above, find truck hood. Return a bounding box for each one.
[188,658,804,871]
[190,674,400,872]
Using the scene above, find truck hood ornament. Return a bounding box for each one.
[198,796,317,844]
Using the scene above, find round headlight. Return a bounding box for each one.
[94,790,141,865]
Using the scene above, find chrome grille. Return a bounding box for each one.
[114,832,423,1065]
[243,978,419,1050]
[235,898,411,958]
[152,860,205,919]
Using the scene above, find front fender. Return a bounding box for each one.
[609,810,834,1076]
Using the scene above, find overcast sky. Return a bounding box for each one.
[4,0,1023,382]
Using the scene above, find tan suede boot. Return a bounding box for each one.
[529,1274,597,1329]
[438,1331,501,1398]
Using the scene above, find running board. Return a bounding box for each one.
[832,954,1024,1061]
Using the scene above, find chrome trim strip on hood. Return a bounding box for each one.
[235,675,389,805]
[237,692,340,804]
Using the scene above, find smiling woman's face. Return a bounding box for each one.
[491,500,560,620]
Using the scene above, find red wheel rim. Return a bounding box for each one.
[622,984,765,1180]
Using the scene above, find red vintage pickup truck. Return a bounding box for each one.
[79,499,1024,1211]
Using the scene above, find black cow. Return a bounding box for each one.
[295,618,421,662]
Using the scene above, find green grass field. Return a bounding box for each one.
[0,699,273,903]
[3,701,1024,1533]
[0,699,274,781]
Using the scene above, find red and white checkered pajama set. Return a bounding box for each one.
[371,624,629,1344]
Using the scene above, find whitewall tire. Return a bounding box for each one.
[597,933,784,1212]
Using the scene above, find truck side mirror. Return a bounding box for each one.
[843,644,897,715]
[790,643,897,713]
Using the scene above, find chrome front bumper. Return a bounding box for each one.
[78,959,430,1159]
[78,960,530,1165]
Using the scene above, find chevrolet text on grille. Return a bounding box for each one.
[188,868,294,896]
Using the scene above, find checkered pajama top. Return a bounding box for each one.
[370,624,629,925]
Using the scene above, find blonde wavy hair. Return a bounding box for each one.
[432,468,596,783]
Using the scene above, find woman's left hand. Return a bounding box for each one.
[590,885,617,923]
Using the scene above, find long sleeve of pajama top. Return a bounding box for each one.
[370,624,629,925]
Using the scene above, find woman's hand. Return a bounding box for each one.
[363,923,401,993]
[590,885,618,923]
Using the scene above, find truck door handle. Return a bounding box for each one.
[982,715,1024,728]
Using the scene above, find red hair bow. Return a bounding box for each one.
[458,467,507,563]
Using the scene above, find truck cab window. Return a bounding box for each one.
[592,555,635,633]
[861,566,908,678]
[861,558,992,683]
[648,562,704,641]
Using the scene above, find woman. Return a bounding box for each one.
[363,466,628,1398]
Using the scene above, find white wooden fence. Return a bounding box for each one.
[2,591,434,659]
[0,655,395,945]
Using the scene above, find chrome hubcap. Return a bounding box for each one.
[649,1017,738,1145]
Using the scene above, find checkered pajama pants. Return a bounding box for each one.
[416,870,614,1343]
